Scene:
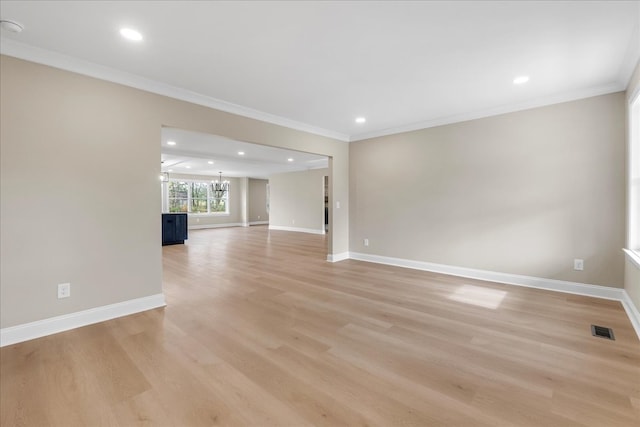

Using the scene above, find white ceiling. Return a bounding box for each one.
[161,128,328,179]
[1,1,639,142]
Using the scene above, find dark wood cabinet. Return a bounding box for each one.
[162,213,188,245]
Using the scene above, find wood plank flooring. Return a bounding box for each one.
[2,226,639,426]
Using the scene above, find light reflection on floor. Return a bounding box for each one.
[448,284,507,309]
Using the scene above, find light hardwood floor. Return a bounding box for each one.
[2,226,639,426]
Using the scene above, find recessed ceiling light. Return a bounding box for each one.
[120,28,143,42]
[0,20,24,33]
[168,169,173,172]
[355,117,366,124]
[167,141,176,146]
[238,151,245,156]
[185,165,191,169]
[208,161,214,164]
[513,75,530,85]
[287,158,294,162]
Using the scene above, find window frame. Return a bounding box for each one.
[164,178,230,216]
[625,88,640,268]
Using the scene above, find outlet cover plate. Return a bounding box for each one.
[57,283,71,299]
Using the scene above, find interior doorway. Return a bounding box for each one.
[324,175,329,233]
[160,126,331,255]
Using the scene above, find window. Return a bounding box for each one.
[190,182,208,213]
[167,179,229,214]
[628,90,640,256]
[168,181,189,213]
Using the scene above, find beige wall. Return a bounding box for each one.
[350,93,626,288]
[269,169,328,233]
[2,51,633,330]
[0,55,348,328]
[625,59,640,309]
[248,178,269,223]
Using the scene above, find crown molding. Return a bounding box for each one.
[1,38,633,144]
[0,38,350,142]
[349,82,625,142]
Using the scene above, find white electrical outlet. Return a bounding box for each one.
[258,215,261,220]
[57,283,71,299]
[292,219,295,224]
[574,259,584,271]
[363,238,369,246]
[336,201,341,209]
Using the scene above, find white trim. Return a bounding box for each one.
[0,294,166,347]
[349,252,624,300]
[327,252,350,263]
[627,72,640,105]
[249,221,269,226]
[627,91,640,251]
[0,39,349,142]
[350,83,624,142]
[2,39,631,145]
[188,222,243,230]
[268,225,325,235]
[621,290,640,341]
[349,252,640,339]
[623,249,640,339]
[624,248,640,269]
[189,213,231,218]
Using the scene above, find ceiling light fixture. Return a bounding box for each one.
[208,161,214,164]
[212,172,229,199]
[355,117,366,124]
[513,75,530,85]
[167,140,176,146]
[185,165,191,169]
[238,151,245,156]
[0,19,24,33]
[120,28,143,41]
[287,158,294,162]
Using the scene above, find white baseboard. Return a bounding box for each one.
[349,252,640,339]
[0,293,166,347]
[327,252,350,262]
[249,221,269,226]
[269,225,325,235]
[3,255,638,346]
[349,252,624,300]
[189,222,242,230]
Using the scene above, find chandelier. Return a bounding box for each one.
[212,171,229,199]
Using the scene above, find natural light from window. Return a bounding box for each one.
[448,284,507,310]
[162,179,230,215]
[628,90,640,256]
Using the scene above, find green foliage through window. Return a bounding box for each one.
[168,180,229,214]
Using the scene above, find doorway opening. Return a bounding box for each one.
[324,175,329,233]
[160,126,331,256]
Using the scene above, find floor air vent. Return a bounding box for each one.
[591,325,615,340]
